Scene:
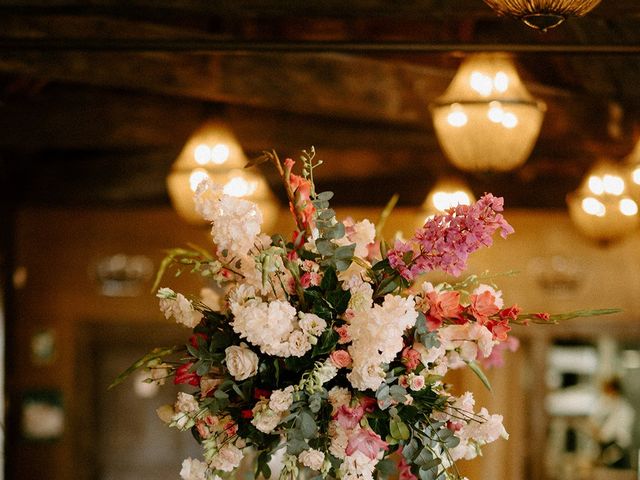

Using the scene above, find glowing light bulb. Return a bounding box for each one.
[582,197,605,217]
[587,175,604,195]
[447,105,468,127]
[452,191,472,206]
[211,144,230,165]
[632,167,640,186]
[502,112,518,129]
[487,102,504,123]
[602,174,625,195]
[194,144,212,165]
[224,176,256,197]
[189,168,209,191]
[494,71,509,93]
[620,198,638,216]
[470,71,493,96]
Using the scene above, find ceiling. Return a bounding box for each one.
[2,0,640,211]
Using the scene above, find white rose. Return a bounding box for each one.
[175,392,199,414]
[251,407,282,433]
[298,448,325,471]
[298,313,327,336]
[180,457,209,480]
[269,386,294,413]
[409,374,426,391]
[210,443,244,472]
[225,343,259,381]
[287,330,312,357]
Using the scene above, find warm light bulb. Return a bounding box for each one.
[487,102,504,123]
[194,144,212,165]
[494,71,509,93]
[620,198,638,216]
[470,71,493,96]
[431,190,472,212]
[189,168,210,192]
[211,144,230,165]
[587,175,604,195]
[602,174,625,196]
[447,105,468,127]
[582,197,605,217]
[632,167,640,186]
[224,175,257,197]
[502,112,518,129]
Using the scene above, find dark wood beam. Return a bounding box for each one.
[0,0,637,19]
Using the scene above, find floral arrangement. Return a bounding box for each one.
[112,148,615,480]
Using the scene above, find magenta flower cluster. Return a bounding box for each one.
[388,193,515,280]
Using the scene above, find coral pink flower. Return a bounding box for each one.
[285,158,316,232]
[469,290,500,324]
[330,350,352,368]
[401,347,421,371]
[345,428,388,460]
[535,312,551,321]
[423,290,463,330]
[499,304,521,321]
[334,404,364,430]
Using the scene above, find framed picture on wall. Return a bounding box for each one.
[20,389,64,441]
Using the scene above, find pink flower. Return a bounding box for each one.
[388,194,514,280]
[334,404,364,430]
[285,158,316,232]
[535,312,551,321]
[469,290,500,324]
[330,350,352,368]
[480,336,520,369]
[423,290,463,330]
[398,457,417,480]
[499,304,521,321]
[335,325,351,344]
[345,428,388,460]
[401,347,421,371]
[409,375,425,391]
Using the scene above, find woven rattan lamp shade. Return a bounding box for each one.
[483,0,602,31]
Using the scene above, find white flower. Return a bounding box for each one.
[328,387,352,414]
[194,178,263,258]
[175,392,199,414]
[348,219,376,258]
[329,423,349,459]
[180,457,209,480]
[210,443,244,472]
[269,386,294,413]
[298,313,327,336]
[251,401,282,433]
[158,290,203,328]
[317,359,338,384]
[347,359,385,391]
[225,343,259,381]
[408,374,426,391]
[288,330,312,357]
[298,449,325,471]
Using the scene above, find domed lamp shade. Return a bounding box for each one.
[624,139,640,202]
[431,53,545,172]
[567,161,639,243]
[415,178,475,229]
[483,0,602,31]
[167,119,279,230]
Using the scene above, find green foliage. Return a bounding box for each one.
[108,345,184,390]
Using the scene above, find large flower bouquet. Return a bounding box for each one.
[112,148,615,480]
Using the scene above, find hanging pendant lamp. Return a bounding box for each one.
[483,0,602,31]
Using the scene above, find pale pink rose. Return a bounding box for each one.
[345,428,389,460]
[335,325,351,344]
[330,350,352,368]
[409,374,425,391]
[334,404,364,430]
[298,448,325,471]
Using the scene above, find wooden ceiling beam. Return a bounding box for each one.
[0,0,637,19]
